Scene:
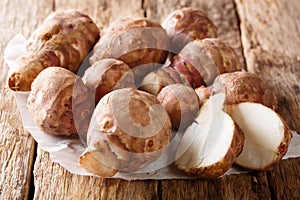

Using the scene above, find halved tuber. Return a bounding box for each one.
[157,84,200,130]
[82,58,135,105]
[210,71,278,110]
[8,10,100,91]
[27,67,94,137]
[80,88,172,176]
[226,102,292,171]
[175,94,244,178]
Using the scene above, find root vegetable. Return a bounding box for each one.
[82,58,135,105]
[157,84,200,130]
[80,88,172,176]
[139,66,188,96]
[210,71,278,110]
[226,102,292,171]
[162,7,217,53]
[195,86,210,104]
[8,10,100,91]
[172,38,242,88]
[27,67,94,137]
[90,17,169,82]
[175,93,244,178]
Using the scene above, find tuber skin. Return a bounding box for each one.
[80,88,172,176]
[172,38,242,88]
[162,7,217,54]
[157,84,200,130]
[89,17,169,83]
[210,71,278,110]
[8,10,100,91]
[27,67,94,138]
[82,58,136,105]
[139,66,188,96]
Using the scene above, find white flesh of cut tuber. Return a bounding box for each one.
[175,93,244,178]
[226,102,292,170]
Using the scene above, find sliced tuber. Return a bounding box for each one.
[226,102,292,171]
[175,94,244,178]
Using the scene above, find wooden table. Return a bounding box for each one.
[0,0,299,199]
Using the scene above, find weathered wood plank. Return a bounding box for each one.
[0,89,35,200]
[267,158,300,199]
[32,1,159,199]
[235,0,300,132]
[0,0,53,199]
[33,148,159,200]
[160,173,270,200]
[235,0,300,199]
[144,0,271,199]
[0,0,53,87]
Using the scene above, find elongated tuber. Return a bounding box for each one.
[8,10,100,91]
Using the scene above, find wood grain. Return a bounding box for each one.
[0,0,52,199]
[235,0,300,199]
[160,173,270,200]
[235,0,300,132]
[34,148,159,200]
[0,89,35,200]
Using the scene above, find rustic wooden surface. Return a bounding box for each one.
[0,0,299,199]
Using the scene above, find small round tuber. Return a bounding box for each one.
[80,88,172,176]
[139,66,188,96]
[162,7,217,54]
[172,38,242,88]
[157,84,200,130]
[82,58,135,105]
[210,71,278,110]
[27,67,94,137]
